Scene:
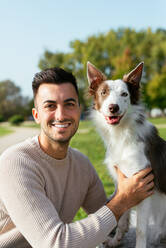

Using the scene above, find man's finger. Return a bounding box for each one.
[135,167,152,179]
[143,173,154,184]
[115,166,127,179]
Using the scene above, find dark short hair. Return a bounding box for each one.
[32,67,79,99]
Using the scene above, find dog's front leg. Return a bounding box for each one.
[136,197,151,248]
[105,210,130,247]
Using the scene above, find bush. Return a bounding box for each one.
[8,115,24,125]
[0,115,5,122]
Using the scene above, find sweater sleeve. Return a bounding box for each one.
[82,160,109,214]
[0,158,117,248]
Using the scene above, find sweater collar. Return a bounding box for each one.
[31,135,70,164]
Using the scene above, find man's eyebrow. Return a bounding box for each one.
[43,98,77,104]
[64,98,77,103]
[43,100,56,104]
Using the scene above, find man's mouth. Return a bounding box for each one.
[50,121,72,129]
[53,123,70,128]
[105,115,123,125]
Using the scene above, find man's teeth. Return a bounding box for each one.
[53,124,69,128]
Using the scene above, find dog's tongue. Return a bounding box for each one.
[105,116,121,125]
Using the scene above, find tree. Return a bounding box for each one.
[38,28,166,110]
[146,65,166,109]
[0,80,29,120]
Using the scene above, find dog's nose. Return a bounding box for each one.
[109,104,119,114]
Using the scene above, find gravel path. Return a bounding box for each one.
[100,216,166,248]
[102,228,166,247]
[0,126,39,154]
[155,124,166,128]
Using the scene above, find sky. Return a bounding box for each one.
[0,0,165,98]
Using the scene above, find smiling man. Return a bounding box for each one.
[32,82,81,159]
[0,67,154,248]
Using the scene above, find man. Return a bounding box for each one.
[0,68,154,248]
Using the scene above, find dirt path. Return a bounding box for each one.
[155,124,166,128]
[0,126,39,154]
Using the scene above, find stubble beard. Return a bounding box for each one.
[41,122,78,145]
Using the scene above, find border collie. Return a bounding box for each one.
[87,62,166,248]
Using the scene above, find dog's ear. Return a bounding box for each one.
[123,62,144,86]
[87,62,107,95]
[123,62,144,104]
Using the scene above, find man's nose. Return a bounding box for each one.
[55,106,66,121]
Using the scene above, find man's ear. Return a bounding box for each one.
[87,62,107,95]
[32,108,40,124]
[123,62,144,86]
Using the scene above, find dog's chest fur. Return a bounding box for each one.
[92,106,151,179]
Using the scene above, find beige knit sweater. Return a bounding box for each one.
[0,136,117,248]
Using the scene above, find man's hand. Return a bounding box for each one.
[106,167,154,221]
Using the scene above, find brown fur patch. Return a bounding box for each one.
[88,78,101,96]
[88,62,107,96]
[92,82,110,110]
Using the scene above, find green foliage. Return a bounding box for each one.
[0,115,4,122]
[23,98,34,117]
[9,115,24,126]
[0,80,32,120]
[38,28,166,110]
[146,66,166,109]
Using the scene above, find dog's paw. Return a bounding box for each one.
[103,236,122,247]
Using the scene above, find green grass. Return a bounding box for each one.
[158,128,166,139]
[148,117,166,125]
[149,117,166,139]
[72,119,166,221]
[0,126,13,136]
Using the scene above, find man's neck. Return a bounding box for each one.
[38,134,69,160]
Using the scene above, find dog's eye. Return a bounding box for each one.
[101,89,106,96]
[121,92,128,97]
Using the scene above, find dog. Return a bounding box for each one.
[87,61,166,248]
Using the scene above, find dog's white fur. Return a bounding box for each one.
[87,62,166,247]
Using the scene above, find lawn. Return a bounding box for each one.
[72,118,166,221]
[149,118,166,139]
[0,126,13,136]
[148,117,166,125]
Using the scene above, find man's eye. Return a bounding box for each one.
[67,103,75,108]
[47,104,55,108]
[121,92,128,97]
[66,103,75,107]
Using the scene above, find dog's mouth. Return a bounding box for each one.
[105,115,123,125]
